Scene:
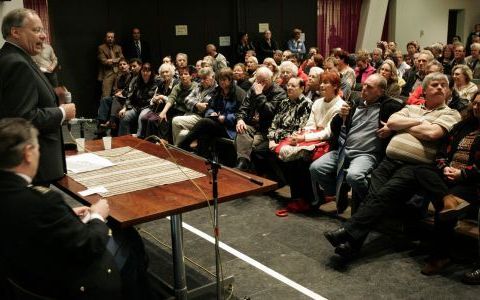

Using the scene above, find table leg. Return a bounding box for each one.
[171,214,187,300]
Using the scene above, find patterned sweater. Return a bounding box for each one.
[267,95,312,142]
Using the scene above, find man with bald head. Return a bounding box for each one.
[0,8,76,184]
[235,66,287,169]
[206,43,228,73]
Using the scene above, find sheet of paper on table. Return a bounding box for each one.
[66,153,115,174]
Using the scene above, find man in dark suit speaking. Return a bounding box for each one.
[0,8,76,184]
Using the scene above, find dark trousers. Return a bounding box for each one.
[98,96,113,122]
[178,118,230,157]
[345,159,424,240]
[278,158,314,200]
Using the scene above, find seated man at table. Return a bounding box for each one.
[0,118,152,299]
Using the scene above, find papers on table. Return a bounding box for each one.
[66,153,114,174]
[78,186,108,196]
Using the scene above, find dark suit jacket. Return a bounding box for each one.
[0,170,122,300]
[123,39,151,63]
[257,38,279,62]
[0,42,65,183]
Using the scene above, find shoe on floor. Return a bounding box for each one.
[463,267,480,284]
[286,198,312,213]
[421,256,451,276]
[438,194,470,221]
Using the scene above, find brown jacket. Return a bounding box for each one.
[97,43,124,81]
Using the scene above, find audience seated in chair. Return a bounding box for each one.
[410,91,480,278]
[140,63,178,139]
[324,72,461,260]
[265,77,312,207]
[235,66,287,170]
[278,72,345,213]
[310,74,403,214]
[118,62,157,136]
[157,67,198,143]
[178,67,246,157]
[171,66,217,145]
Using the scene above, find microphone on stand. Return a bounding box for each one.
[68,118,96,125]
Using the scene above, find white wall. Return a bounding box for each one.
[0,0,24,46]
[356,0,389,51]
[389,0,480,51]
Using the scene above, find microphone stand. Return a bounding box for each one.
[205,149,222,300]
[151,138,264,299]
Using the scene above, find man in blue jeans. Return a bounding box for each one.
[309,74,403,213]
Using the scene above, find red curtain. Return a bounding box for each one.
[317,0,362,56]
[23,0,51,43]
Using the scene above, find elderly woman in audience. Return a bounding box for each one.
[119,62,157,136]
[178,67,246,157]
[138,63,178,138]
[233,63,252,92]
[452,64,478,101]
[377,59,401,98]
[245,56,259,78]
[277,61,298,90]
[305,67,324,101]
[266,77,312,210]
[411,92,479,278]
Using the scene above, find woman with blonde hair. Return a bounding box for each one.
[377,59,401,97]
[452,64,478,101]
[262,57,280,82]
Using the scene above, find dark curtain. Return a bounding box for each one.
[317,0,362,56]
[24,0,51,43]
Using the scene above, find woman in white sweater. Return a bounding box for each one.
[290,71,345,145]
[277,71,346,215]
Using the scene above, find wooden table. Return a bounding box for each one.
[55,136,277,299]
